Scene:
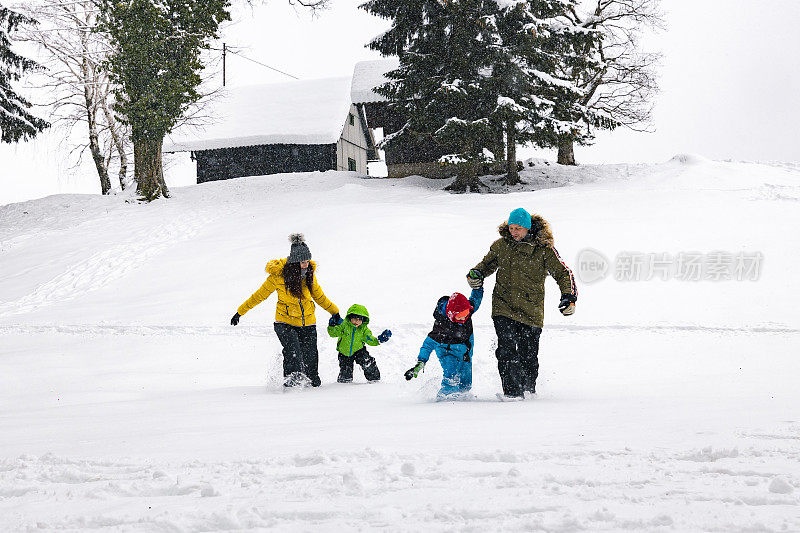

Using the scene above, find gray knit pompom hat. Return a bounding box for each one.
[287,233,312,263]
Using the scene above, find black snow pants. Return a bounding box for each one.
[492,316,542,397]
[337,348,381,382]
[273,322,321,387]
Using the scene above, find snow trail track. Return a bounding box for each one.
[0,206,215,318]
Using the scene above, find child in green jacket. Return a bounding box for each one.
[327,303,392,383]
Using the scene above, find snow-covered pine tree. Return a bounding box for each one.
[489,1,561,184]
[524,0,610,165]
[0,5,49,143]
[486,1,591,182]
[362,0,599,188]
[363,0,499,192]
[489,2,534,186]
[491,0,612,172]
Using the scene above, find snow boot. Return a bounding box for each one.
[284,372,311,388]
[436,391,475,402]
[496,393,524,402]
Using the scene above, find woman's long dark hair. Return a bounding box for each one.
[283,261,314,298]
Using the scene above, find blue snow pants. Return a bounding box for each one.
[419,335,474,398]
[436,351,472,397]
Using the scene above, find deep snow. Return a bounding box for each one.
[1,157,799,531]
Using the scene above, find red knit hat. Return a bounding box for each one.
[445,292,473,323]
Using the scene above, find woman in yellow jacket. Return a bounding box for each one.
[230,234,340,388]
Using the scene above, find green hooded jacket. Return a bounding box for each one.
[472,214,577,328]
[327,303,380,357]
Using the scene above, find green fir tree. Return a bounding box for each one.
[362,0,599,189]
[363,0,500,192]
[0,5,49,143]
[485,1,607,178]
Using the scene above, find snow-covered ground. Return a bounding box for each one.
[1,157,799,531]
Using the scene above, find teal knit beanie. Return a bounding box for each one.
[508,208,532,229]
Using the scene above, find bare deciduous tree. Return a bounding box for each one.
[243,0,331,15]
[557,0,664,165]
[18,0,130,194]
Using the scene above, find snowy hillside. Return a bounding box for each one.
[1,158,799,531]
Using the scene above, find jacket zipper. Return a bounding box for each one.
[349,324,356,356]
[299,297,305,326]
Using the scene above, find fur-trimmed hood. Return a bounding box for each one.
[498,214,554,247]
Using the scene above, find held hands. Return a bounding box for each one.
[404,361,425,381]
[377,329,392,343]
[558,294,577,316]
[329,313,343,327]
[466,269,484,289]
[230,312,241,326]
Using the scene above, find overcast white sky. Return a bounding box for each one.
[1,0,798,205]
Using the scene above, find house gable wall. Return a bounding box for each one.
[336,104,370,174]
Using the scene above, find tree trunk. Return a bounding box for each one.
[78,46,110,194]
[444,159,484,193]
[557,137,576,165]
[84,82,111,194]
[101,97,129,190]
[134,138,169,201]
[117,139,129,191]
[504,120,522,186]
[493,125,505,164]
[82,66,111,194]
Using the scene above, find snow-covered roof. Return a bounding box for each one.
[350,58,400,104]
[164,77,353,152]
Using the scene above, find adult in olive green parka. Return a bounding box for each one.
[467,208,577,399]
[327,304,392,383]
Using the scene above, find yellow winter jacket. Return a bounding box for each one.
[237,258,339,327]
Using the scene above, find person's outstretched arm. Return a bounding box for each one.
[468,287,484,313]
[404,337,436,380]
[233,276,278,323]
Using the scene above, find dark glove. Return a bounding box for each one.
[558,294,577,316]
[230,312,241,326]
[377,329,392,343]
[329,313,343,327]
[467,269,484,289]
[404,361,425,381]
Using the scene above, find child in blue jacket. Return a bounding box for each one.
[404,287,483,400]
